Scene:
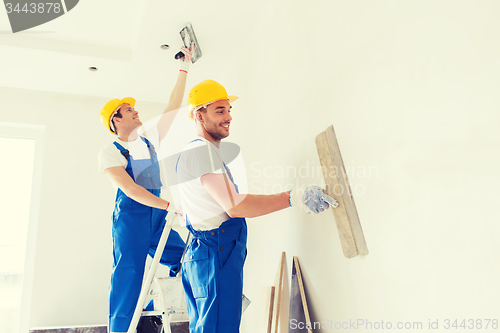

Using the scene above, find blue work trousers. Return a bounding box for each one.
[182,217,247,333]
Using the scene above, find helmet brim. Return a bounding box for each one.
[189,95,239,121]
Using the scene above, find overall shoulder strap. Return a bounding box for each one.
[140,136,151,147]
[113,141,130,159]
[140,136,158,157]
[175,138,205,172]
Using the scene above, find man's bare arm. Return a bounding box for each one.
[104,166,170,210]
[201,173,290,218]
[157,71,188,142]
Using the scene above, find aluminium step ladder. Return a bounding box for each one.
[127,213,190,333]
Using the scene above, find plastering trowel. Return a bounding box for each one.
[315,125,368,259]
[174,23,202,63]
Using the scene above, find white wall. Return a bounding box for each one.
[2,0,500,332]
[216,1,500,332]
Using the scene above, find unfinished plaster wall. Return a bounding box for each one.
[214,1,500,332]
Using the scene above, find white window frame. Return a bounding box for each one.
[0,122,45,333]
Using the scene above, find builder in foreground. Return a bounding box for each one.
[98,45,195,333]
[176,80,337,333]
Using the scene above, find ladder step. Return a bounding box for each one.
[141,310,164,316]
[141,309,188,317]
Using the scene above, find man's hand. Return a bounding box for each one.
[290,185,338,214]
[302,185,338,214]
[179,44,196,72]
[175,205,186,224]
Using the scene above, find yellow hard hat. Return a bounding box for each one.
[100,97,136,134]
[187,80,238,120]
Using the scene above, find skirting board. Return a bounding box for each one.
[315,125,368,258]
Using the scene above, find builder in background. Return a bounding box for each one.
[176,80,336,333]
[98,45,195,333]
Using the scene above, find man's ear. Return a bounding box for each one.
[196,110,204,124]
[113,117,122,131]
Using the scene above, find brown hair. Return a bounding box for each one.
[111,108,123,133]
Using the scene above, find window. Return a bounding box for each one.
[0,123,44,333]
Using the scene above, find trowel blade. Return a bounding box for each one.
[175,22,202,63]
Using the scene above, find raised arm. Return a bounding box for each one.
[104,166,170,210]
[157,45,195,142]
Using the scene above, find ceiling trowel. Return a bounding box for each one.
[174,23,202,63]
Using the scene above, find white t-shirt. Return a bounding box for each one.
[98,127,160,176]
[175,137,231,231]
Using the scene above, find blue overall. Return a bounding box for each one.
[177,139,248,333]
[109,137,185,333]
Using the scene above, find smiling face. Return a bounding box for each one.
[197,100,232,142]
[113,104,142,136]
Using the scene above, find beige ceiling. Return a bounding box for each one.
[0,0,269,103]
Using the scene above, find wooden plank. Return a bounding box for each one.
[272,252,285,333]
[315,125,368,258]
[288,257,312,333]
[260,286,275,333]
[294,257,312,333]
